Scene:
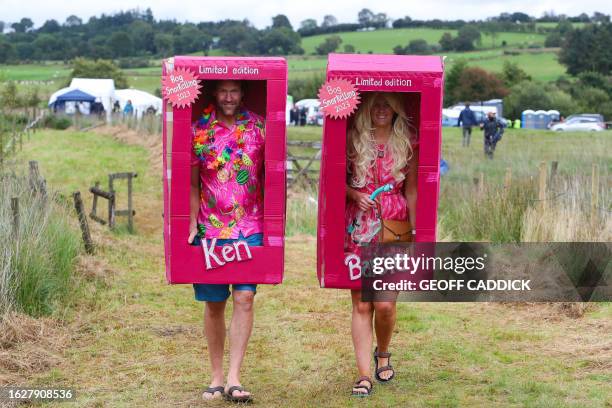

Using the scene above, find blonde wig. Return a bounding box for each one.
[347,92,415,188]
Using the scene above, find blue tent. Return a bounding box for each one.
[54,89,95,104]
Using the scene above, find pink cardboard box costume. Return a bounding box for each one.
[317,53,444,290]
[162,56,287,284]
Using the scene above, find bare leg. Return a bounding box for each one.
[373,301,397,380]
[226,290,255,399]
[351,290,373,394]
[203,300,227,399]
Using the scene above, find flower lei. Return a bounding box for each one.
[193,104,252,171]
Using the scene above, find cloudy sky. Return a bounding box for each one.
[2,0,610,29]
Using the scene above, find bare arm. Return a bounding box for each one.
[347,186,376,212]
[188,166,200,243]
[404,148,418,230]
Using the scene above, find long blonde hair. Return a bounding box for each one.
[347,92,415,188]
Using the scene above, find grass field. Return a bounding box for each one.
[1,124,609,406]
[300,28,547,54]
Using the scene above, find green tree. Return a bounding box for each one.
[107,31,133,57]
[439,32,454,51]
[69,58,128,88]
[11,18,34,33]
[506,78,579,117]
[559,23,612,75]
[501,61,531,87]
[358,9,374,26]
[453,67,508,102]
[315,35,342,55]
[406,39,430,55]
[39,19,61,33]
[271,14,292,30]
[218,23,260,54]
[453,26,481,51]
[0,37,15,63]
[33,34,69,60]
[344,44,355,53]
[259,27,302,55]
[300,19,317,31]
[445,59,468,104]
[154,33,174,57]
[322,15,338,28]
[64,15,82,27]
[129,21,155,54]
[174,25,211,54]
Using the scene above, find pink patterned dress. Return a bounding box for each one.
[344,141,417,255]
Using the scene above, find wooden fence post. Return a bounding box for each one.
[538,161,547,211]
[550,161,558,186]
[591,164,599,225]
[73,191,94,254]
[0,132,4,171]
[127,174,134,233]
[11,197,19,236]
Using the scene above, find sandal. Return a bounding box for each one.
[202,385,224,400]
[374,347,395,383]
[224,385,253,403]
[351,376,373,397]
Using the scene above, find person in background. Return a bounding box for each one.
[457,103,477,147]
[290,105,299,126]
[299,106,307,126]
[513,118,521,129]
[480,111,505,159]
[123,99,134,116]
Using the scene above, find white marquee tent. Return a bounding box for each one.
[115,89,162,118]
[69,78,116,122]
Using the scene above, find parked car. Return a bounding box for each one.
[565,113,604,123]
[550,116,605,132]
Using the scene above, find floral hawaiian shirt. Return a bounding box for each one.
[191,104,265,239]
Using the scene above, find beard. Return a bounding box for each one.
[219,103,239,116]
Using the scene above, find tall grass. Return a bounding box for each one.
[0,172,80,316]
[286,186,318,236]
[439,170,610,243]
[440,179,537,242]
[521,173,611,242]
[113,112,161,135]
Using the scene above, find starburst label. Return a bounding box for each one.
[318,78,361,119]
[162,67,201,108]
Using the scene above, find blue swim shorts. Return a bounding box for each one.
[191,232,262,302]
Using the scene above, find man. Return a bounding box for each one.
[480,111,504,159]
[188,80,265,403]
[457,103,477,147]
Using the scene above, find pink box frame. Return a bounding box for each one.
[163,56,287,284]
[317,53,444,289]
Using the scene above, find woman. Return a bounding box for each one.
[345,92,418,397]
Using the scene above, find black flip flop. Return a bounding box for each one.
[202,386,224,400]
[224,385,253,403]
[351,376,373,397]
[374,347,395,383]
